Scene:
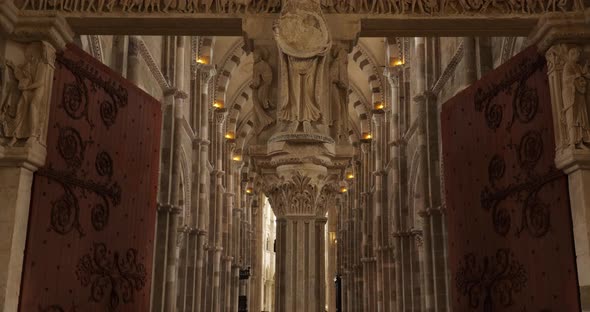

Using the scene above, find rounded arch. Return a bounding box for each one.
[351,44,385,106]
[214,39,247,105]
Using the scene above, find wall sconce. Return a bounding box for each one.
[213,100,224,109]
[245,187,253,195]
[340,186,348,193]
[329,232,337,244]
[346,172,355,180]
[196,56,210,65]
[232,154,242,162]
[225,131,235,140]
[374,102,385,111]
[390,57,404,67]
[361,132,373,143]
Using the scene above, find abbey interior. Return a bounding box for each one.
[0,0,589,311]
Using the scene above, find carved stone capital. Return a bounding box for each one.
[197,64,217,84]
[214,108,228,126]
[261,164,340,218]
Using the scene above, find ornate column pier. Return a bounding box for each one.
[264,165,336,312]
[530,11,590,311]
[0,4,73,310]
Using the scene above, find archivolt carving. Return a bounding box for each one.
[18,0,583,14]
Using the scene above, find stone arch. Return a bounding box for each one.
[226,79,252,136]
[198,36,215,63]
[349,84,371,136]
[351,44,385,106]
[214,39,246,105]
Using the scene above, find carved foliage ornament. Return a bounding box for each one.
[263,172,338,216]
[18,0,584,14]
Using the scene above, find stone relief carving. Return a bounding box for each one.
[0,42,52,147]
[18,0,584,14]
[561,46,590,149]
[274,0,331,134]
[262,171,339,217]
[251,47,275,133]
[329,44,350,142]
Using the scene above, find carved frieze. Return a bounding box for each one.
[17,0,584,14]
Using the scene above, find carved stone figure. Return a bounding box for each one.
[561,47,590,148]
[251,48,275,133]
[329,45,349,141]
[0,43,50,146]
[274,0,331,134]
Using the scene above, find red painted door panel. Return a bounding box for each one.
[442,46,580,312]
[20,44,162,312]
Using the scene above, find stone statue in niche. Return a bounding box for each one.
[251,48,275,133]
[329,45,349,142]
[274,0,331,134]
[561,46,590,149]
[0,43,50,147]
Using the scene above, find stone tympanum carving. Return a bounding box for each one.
[0,43,50,146]
[274,0,331,134]
[329,45,349,141]
[251,47,275,133]
[561,46,590,148]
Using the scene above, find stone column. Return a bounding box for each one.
[264,165,337,312]
[127,36,142,85]
[211,109,228,312]
[529,12,590,311]
[193,64,215,312]
[0,8,72,310]
[372,110,387,312]
[460,37,477,90]
[110,35,128,77]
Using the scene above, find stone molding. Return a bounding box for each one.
[16,0,585,16]
[528,9,590,52]
[431,41,464,95]
[132,36,171,90]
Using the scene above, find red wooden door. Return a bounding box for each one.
[19,44,162,312]
[442,46,581,311]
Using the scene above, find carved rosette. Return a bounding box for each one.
[262,171,338,217]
